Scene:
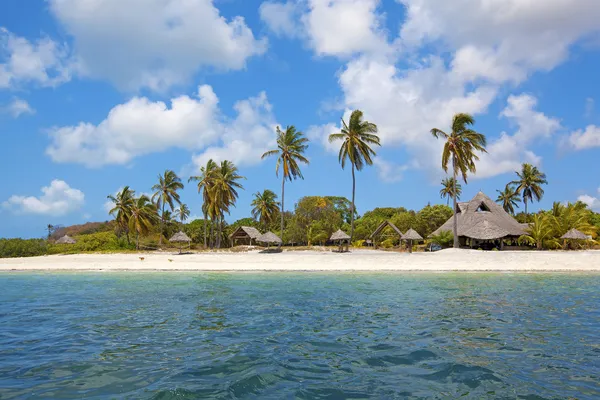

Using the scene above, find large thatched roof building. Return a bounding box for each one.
[229,226,262,246]
[431,191,525,247]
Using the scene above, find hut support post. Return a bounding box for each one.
[501,240,504,251]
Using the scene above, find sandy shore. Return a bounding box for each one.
[1,249,600,271]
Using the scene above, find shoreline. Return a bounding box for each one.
[1,249,600,272]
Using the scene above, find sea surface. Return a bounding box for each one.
[0,272,599,399]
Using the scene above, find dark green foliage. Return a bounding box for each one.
[0,239,48,258]
[430,231,454,248]
[48,232,134,254]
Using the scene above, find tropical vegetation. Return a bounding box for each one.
[151,170,184,245]
[329,110,380,241]
[431,113,487,248]
[440,177,462,206]
[510,163,548,215]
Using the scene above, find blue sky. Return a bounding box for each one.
[1,0,600,239]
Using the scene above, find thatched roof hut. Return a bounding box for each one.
[257,231,282,245]
[170,231,191,242]
[170,231,192,254]
[370,221,404,239]
[56,235,76,244]
[402,228,423,241]
[431,192,525,245]
[229,226,262,246]
[330,229,350,241]
[561,228,589,240]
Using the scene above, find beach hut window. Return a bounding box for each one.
[476,203,490,212]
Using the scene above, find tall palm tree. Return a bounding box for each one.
[329,110,380,241]
[518,214,558,250]
[431,113,487,248]
[262,126,309,243]
[151,170,184,245]
[176,204,190,227]
[210,160,246,248]
[107,186,135,244]
[510,163,547,215]
[439,177,462,206]
[251,189,280,230]
[496,185,521,215]
[189,160,218,248]
[128,195,159,250]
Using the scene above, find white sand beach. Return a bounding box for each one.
[1,249,600,271]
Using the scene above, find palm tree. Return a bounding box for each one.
[210,160,246,248]
[329,110,380,241]
[46,224,54,239]
[518,214,558,250]
[189,160,218,248]
[251,189,280,230]
[431,113,487,248]
[176,204,190,227]
[107,186,135,244]
[262,126,309,243]
[510,163,548,215]
[496,185,521,215]
[128,195,159,250]
[151,170,184,246]
[439,177,462,206]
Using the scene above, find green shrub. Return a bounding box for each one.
[0,239,48,258]
[381,239,395,248]
[48,232,134,254]
[352,239,365,247]
[430,231,453,248]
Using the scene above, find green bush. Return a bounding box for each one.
[0,239,48,258]
[352,239,365,247]
[48,232,134,254]
[381,239,395,248]
[430,231,453,248]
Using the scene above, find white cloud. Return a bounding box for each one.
[46,85,278,168]
[373,158,410,183]
[0,27,74,89]
[399,0,600,84]
[49,0,267,91]
[578,188,600,211]
[260,0,390,57]
[260,1,301,38]
[564,125,600,150]
[2,180,85,216]
[475,94,561,178]
[5,98,35,118]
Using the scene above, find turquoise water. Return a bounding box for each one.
[1,273,599,399]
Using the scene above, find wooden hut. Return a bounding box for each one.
[330,229,351,252]
[402,228,423,253]
[169,231,192,254]
[369,221,404,247]
[229,226,261,246]
[257,231,282,251]
[56,235,76,244]
[430,191,526,249]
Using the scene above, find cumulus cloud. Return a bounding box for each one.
[0,27,74,89]
[4,98,35,118]
[578,188,600,211]
[2,180,85,216]
[260,1,302,38]
[373,158,410,183]
[48,0,267,91]
[475,94,561,178]
[46,85,278,168]
[260,0,389,57]
[564,125,600,151]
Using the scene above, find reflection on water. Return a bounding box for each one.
[0,272,599,399]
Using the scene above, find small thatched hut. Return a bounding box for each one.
[330,229,351,252]
[229,226,261,246]
[402,228,423,253]
[370,221,404,247]
[257,231,282,248]
[56,235,76,244]
[431,191,525,249]
[170,231,192,254]
[561,228,589,240]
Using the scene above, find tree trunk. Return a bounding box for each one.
[136,232,139,250]
[203,211,208,249]
[159,202,165,246]
[216,216,222,249]
[350,164,356,243]
[452,159,459,249]
[447,196,449,206]
[524,198,528,216]
[280,174,285,247]
[209,220,214,249]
